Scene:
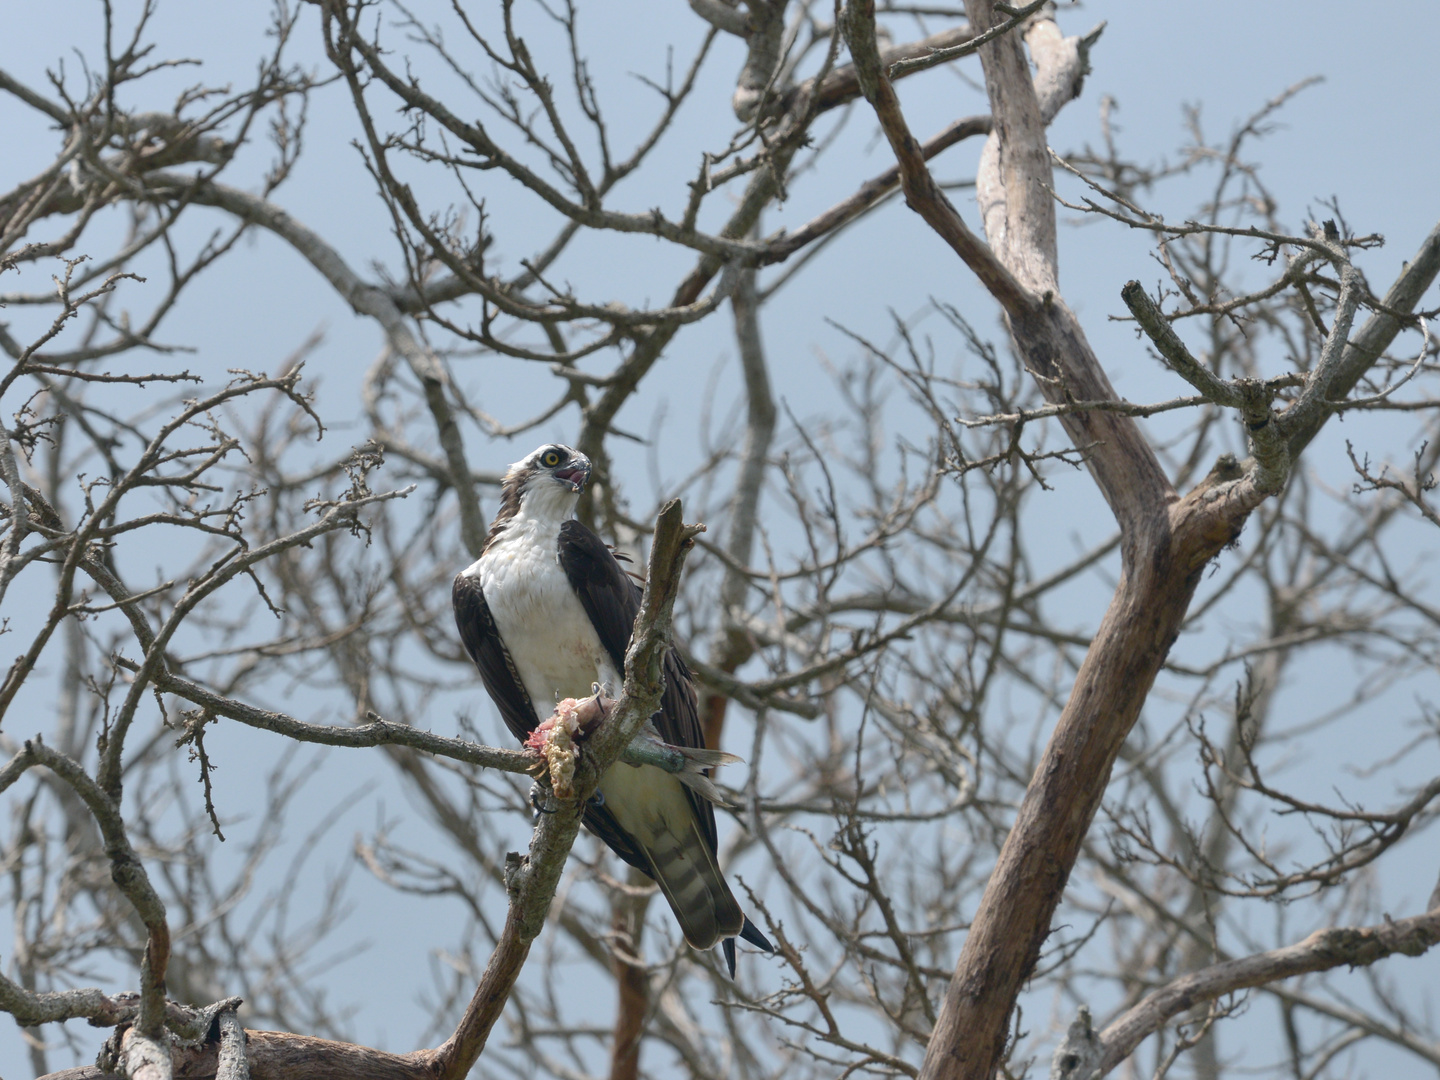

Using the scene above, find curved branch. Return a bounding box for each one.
[1094,908,1440,1076]
[840,3,1028,315]
[3,741,170,1039]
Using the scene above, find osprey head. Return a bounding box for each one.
[515,443,590,492]
[494,443,592,526]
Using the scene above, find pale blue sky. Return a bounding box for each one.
[3,2,1438,1075]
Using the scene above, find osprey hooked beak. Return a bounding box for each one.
[555,461,590,492]
[534,444,590,493]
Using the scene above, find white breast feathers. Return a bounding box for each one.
[466,517,618,720]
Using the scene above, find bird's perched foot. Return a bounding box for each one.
[529,779,558,816]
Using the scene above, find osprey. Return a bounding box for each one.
[452,443,772,975]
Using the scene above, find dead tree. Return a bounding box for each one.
[2,3,1438,1078]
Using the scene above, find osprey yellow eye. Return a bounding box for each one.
[540,449,563,468]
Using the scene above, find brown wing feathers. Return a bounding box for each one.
[557,521,720,846]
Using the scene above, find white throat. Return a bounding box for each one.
[463,477,579,579]
[516,477,580,527]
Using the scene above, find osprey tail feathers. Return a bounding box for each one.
[598,764,743,950]
[641,813,745,951]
